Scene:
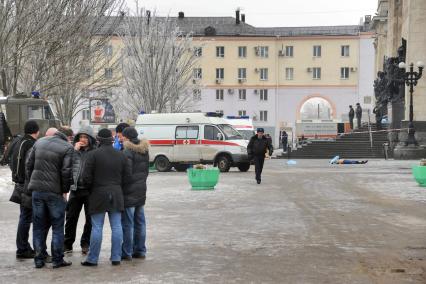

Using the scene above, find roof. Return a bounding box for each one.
[100,16,369,37]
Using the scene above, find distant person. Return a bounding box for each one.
[356,103,362,129]
[247,128,273,184]
[27,127,74,269]
[113,123,130,151]
[64,126,97,255]
[81,129,131,266]
[281,131,288,152]
[9,121,39,259]
[121,127,150,260]
[373,106,382,130]
[348,105,355,130]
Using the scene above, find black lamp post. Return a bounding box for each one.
[398,61,424,145]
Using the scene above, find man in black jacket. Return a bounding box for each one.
[356,103,363,129]
[27,127,74,269]
[9,120,39,259]
[121,127,149,260]
[247,128,273,184]
[348,105,355,130]
[81,128,131,267]
[64,126,96,254]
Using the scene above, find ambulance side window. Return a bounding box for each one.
[176,126,187,139]
[187,126,199,139]
[204,125,221,140]
[176,126,199,139]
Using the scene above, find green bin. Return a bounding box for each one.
[187,168,220,190]
[412,166,426,187]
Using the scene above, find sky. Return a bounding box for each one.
[125,0,378,27]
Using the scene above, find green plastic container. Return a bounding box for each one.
[187,168,220,190]
[412,166,426,187]
[149,163,157,173]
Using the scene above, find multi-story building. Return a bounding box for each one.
[72,12,375,146]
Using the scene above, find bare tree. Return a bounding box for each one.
[118,8,201,117]
[0,0,124,125]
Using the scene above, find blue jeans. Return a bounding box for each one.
[122,206,146,257]
[16,205,33,254]
[133,206,146,256]
[32,191,66,265]
[86,211,123,264]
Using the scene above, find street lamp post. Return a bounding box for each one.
[398,61,424,146]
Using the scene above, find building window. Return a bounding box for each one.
[260,89,268,101]
[313,67,321,79]
[216,68,224,80]
[216,46,225,58]
[340,67,349,79]
[104,45,113,56]
[194,47,202,57]
[238,46,247,58]
[238,89,246,100]
[82,109,90,120]
[260,68,268,80]
[216,89,224,100]
[238,68,247,80]
[313,45,321,57]
[193,89,201,101]
[193,68,202,79]
[260,110,268,122]
[238,110,247,116]
[285,46,293,57]
[256,46,269,57]
[285,67,294,80]
[104,68,113,79]
[341,45,350,57]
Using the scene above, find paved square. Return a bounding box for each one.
[0,159,425,283]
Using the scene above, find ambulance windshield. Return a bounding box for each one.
[218,124,243,140]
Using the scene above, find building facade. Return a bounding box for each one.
[372,0,426,148]
[72,14,375,146]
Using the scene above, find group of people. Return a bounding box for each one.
[9,121,149,268]
[348,103,363,130]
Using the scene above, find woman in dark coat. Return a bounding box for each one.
[121,127,149,260]
[81,128,131,266]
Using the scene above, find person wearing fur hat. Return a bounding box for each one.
[120,127,150,260]
[81,128,131,266]
[64,126,97,255]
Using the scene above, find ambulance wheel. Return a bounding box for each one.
[174,164,188,172]
[216,155,231,172]
[155,156,171,172]
[237,163,250,172]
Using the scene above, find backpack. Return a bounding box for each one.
[2,135,23,170]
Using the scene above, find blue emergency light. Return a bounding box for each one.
[226,115,249,119]
[206,112,223,117]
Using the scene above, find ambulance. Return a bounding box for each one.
[135,112,250,172]
[225,116,255,140]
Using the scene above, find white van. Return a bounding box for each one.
[135,112,250,172]
[225,116,255,140]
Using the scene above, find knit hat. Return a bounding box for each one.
[116,122,130,134]
[256,128,265,133]
[122,127,138,140]
[97,128,112,138]
[24,120,39,135]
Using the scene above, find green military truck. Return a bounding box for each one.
[0,94,61,160]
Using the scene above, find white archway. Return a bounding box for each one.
[300,97,334,120]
